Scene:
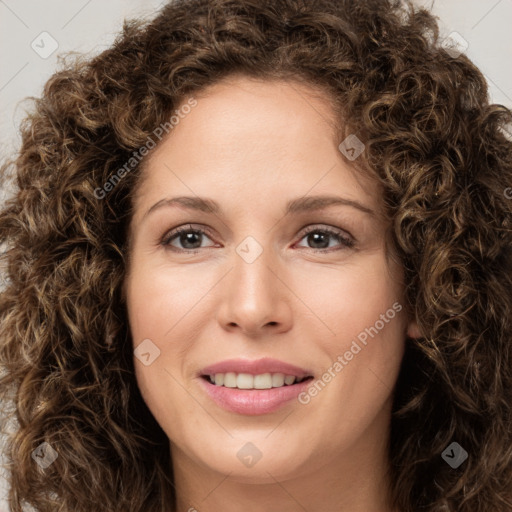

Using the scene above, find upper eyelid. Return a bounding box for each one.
[300,224,353,239]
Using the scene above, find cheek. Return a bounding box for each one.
[292,259,406,440]
[125,260,203,343]
[125,258,217,414]
[299,255,403,344]
[126,265,203,436]
[304,254,406,399]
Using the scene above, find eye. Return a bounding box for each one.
[295,225,355,252]
[161,224,355,253]
[161,224,216,253]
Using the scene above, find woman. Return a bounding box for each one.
[1,0,511,511]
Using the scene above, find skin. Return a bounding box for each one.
[124,75,421,512]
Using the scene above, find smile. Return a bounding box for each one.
[198,358,315,415]
[202,372,311,389]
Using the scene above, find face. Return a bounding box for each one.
[124,76,420,484]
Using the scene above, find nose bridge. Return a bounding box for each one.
[217,233,291,333]
[232,234,277,304]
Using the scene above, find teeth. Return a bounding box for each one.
[253,373,272,389]
[237,373,254,389]
[271,373,285,387]
[224,372,237,388]
[206,372,308,389]
[284,375,295,385]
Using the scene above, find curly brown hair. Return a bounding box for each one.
[1,0,512,510]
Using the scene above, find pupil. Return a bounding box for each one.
[181,232,201,249]
[309,232,328,249]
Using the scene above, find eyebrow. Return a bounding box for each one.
[143,194,375,219]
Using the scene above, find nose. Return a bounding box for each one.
[216,240,293,337]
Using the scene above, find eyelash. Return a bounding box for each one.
[161,224,355,254]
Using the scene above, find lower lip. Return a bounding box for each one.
[199,377,314,415]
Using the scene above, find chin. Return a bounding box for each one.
[209,455,308,484]
[176,433,313,481]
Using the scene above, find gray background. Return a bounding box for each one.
[1,0,512,509]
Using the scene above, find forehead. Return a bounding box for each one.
[133,75,381,218]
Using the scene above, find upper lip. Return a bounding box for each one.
[200,358,313,379]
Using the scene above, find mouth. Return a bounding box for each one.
[201,372,314,389]
[198,358,315,415]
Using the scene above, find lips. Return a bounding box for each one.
[198,358,315,415]
[200,357,313,379]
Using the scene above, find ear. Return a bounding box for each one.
[406,318,422,339]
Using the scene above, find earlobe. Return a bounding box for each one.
[407,319,422,339]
